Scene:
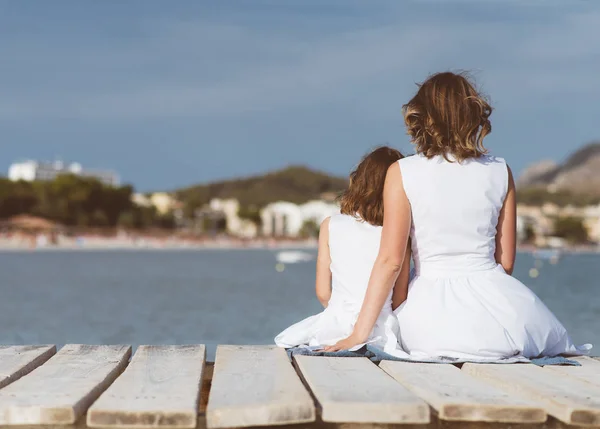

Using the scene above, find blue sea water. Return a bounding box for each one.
[0,249,597,360]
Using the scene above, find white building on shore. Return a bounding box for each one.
[8,160,119,187]
[209,198,258,239]
[517,202,600,245]
[261,200,340,237]
[150,193,179,215]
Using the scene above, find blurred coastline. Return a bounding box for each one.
[0,231,317,251]
[1,232,599,254]
[5,143,600,253]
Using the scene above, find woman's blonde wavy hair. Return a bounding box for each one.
[403,71,492,162]
[339,146,403,227]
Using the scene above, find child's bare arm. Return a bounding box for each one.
[392,243,411,311]
[315,217,332,307]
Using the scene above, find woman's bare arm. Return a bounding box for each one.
[392,243,411,311]
[315,217,332,307]
[325,164,411,350]
[495,165,517,275]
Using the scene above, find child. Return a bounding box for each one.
[324,72,591,360]
[275,147,410,355]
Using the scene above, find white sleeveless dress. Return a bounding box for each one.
[275,213,405,355]
[396,154,591,360]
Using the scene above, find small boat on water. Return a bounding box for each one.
[276,251,313,264]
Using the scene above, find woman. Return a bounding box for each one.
[325,72,590,360]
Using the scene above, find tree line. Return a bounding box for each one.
[0,171,595,242]
[517,188,594,244]
[0,175,174,229]
[517,187,600,207]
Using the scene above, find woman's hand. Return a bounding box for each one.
[322,333,365,352]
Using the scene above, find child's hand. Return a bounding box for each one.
[322,333,364,352]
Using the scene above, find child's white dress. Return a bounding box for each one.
[395,154,591,360]
[275,213,405,355]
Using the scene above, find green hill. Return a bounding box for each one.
[175,165,347,211]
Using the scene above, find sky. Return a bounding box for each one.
[1,0,599,191]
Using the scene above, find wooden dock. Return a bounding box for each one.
[0,345,599,429]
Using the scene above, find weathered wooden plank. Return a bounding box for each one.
[463,362,600,426]
[206,345,315,429]
[544,356,600,387]
[379,361,546,423]
[0,344,131,425]
[0,345,57,389]
[87,345,206,429]
[294,356,429,424]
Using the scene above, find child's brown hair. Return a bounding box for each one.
[339,146,403,227]
[403,71,492,162]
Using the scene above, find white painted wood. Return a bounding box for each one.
[87,345,206,429]
[206,345,315,429]
[545,356,600,387]
[0,345,56,389]
[294,356,430,424]
[0,344,131,425]
[463,362,600,426]
[379,361,546,423]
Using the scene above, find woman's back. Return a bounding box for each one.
[400,154,508,275]
[397,154,589,360]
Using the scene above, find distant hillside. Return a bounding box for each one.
[517,160,559,187]
[519,142,600,197]
[175,165,347,209]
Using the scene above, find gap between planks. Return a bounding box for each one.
[205,346,315,429]
[0,345,132,426]
[294,356,430,425]
[0,345,57,389]
[379,361,546,424]
[463,362,600,427]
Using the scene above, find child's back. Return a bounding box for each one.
[275,146,407,355]
[328,214,384,308]
[275,213,402,352]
